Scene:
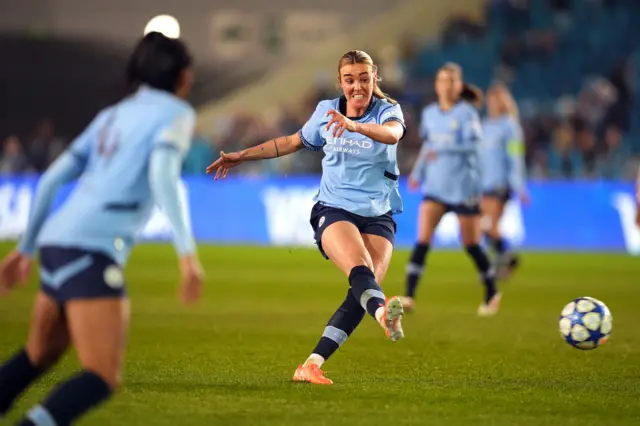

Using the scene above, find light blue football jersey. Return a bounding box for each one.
[19,85,196,265]
[299,96,406,217]
[410,101,483,205]
[479,114,526,193]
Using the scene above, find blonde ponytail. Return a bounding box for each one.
[373,83,398,105]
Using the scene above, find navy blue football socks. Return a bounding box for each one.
[465,244,497,303]
[489,236,507,255]
[312,289,366,361]
[18,370,112,426]
[405,243,430,298]
[0,349,44,416]
[348,265,386,318]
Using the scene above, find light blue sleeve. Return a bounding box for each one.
[16,112,105,256]
[410,143,430,182]
[379,102,406,138]
[149,149,196,256]
[149,108,197,256]
[418,107,429,141]
[298,101,329,151]
[410,107,431,181]
[505,120,526,192]
[17,152,86,256]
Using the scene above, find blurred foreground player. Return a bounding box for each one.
[0,32,204,425]
[401,63,500,316]
[480,82,529,279]
[207,50,406,385]
[636,166,640,227]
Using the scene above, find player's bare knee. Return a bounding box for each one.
[26,339,68,369]
[416,235,432,245]
[461,233,480,246]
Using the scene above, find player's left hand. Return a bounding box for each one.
[326,110,357,138]
[635,206,640,228]
[0,250,32,297]
[206,151,244,180]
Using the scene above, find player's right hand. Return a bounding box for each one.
[206,151,244,180]
[635,206,640,228]
[179,255,204,305]
[408,177,420,192]
[0,250,32,297]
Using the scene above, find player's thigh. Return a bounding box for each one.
[26,291,70,368]
[458,213,483,245]
[66,298,131,390]
[417,200,447,243]
[480,196,503,235]
[362,233,394,284]
[321,221,374,276]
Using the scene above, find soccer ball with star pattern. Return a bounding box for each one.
[559,297,612,350]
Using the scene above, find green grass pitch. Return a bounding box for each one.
[1,242,639,425]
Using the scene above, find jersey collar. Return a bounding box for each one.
[338,96,377,120]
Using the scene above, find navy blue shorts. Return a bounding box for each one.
[423,195,481,216]
[482,187,512,204]
[39,246,126,304]
[310,202,396,260]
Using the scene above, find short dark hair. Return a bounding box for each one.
[126,32,192,93]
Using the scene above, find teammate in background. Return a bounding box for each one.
[207,50,405,385]
[401,63,500,316]
[636,166,640,227]
[0,32,204,425]
[479,82,529,278]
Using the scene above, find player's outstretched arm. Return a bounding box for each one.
[17,152,86,257]
[410,144,430,182]
[206,132,302,179]
[149,147,203,304]
[325,109,403,145]
[0,151,86,296]
[354,120,404,145]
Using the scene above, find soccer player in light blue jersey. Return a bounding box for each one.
[401,63,501,317]
[480,82,529,279]
[207,50,405,385]
[636,166,640,228]
[0,32,204,425]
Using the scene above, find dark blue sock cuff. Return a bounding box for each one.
[349,265,375,282]
[82,371,113,394]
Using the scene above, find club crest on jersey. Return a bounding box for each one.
[450,119,459,130]
[103,265,124,289]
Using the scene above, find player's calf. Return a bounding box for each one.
[496,252,520,280]
[0,349,46,417]
[464,244,501,315]
[18,370,113,426]
[294,289,365,384]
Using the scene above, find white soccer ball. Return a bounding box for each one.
[558,297,612,350]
